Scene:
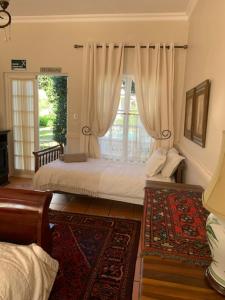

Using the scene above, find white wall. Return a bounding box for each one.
[0,19,188,154]
[179,0,225,188]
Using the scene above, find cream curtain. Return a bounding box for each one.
[12,79,35,173]
[134,43,175,149]
[80,42,124,157]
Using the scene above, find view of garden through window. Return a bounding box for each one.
[38,75,67,149]
[100,77,151,162]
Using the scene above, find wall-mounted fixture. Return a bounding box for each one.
[0,1,11,28]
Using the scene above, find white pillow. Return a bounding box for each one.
[0,242,58,300]
[161,148,185,178]
[168,147,178,154]
[146,148,167,177]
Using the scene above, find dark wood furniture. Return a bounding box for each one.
[33,144,185,183]
[174,159,185,183]
[140,181,224,300]
[0,130,10,185]
[184,80,211,147]
[33,144,63,172]
[0,188,53,253]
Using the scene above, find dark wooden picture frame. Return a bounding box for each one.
[184,88,195,140]
[184,80,211,148]
[192,80,211,147]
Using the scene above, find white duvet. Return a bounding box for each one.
[33,158,172,205]
[0,242,58,300]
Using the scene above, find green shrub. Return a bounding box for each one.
[39,115,49,127]
[39,76,67,145]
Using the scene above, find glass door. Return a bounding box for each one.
[5,74,39,176]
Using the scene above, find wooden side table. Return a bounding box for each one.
[141,181,204,255]
[140,181,224,299]
[0,188,53,253]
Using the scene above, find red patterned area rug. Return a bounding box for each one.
[49,210,141,300]
[142,188,211,266]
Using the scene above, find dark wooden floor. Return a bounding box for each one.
[5,177,224,300]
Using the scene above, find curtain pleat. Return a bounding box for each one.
[80,43,125,157]
[12,80,35,172]
[134,43,175,149]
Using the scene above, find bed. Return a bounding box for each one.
[0,188,58,300]
[33,145,185,206]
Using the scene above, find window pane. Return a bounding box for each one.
[129,80,138,113]
[100,114,125,160]
[100,77,152,162]
[118,79,126,112]
[12,79,35,172]
[127,115,151,162]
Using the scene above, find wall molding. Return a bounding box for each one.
[186,0,199,18]
[12,13,188,24]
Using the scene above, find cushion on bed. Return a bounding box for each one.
[167,147,178,154]
[60,153,87,163]
[146,148,167,177]
[161,148,185,178]
[0,242,58,300]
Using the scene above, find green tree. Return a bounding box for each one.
[39,75,67,145]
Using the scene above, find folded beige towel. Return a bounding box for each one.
[59,153,87,163]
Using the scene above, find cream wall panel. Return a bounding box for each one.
[0,20,188,152]
[179,0,225,187]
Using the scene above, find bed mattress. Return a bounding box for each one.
[33,158,172,205]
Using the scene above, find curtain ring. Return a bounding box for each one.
[155,130,172,140]
[82,126,92,136]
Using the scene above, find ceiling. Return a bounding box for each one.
[9,0,195,17]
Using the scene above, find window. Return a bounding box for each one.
[99,77,152,162]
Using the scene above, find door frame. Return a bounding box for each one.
[4,72,69,176]
[5,72,39,176]
[37,74,68,150]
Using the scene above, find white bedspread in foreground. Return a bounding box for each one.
[33,159,172,205]
[0,242,58,300]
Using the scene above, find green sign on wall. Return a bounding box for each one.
[11,59,26,70]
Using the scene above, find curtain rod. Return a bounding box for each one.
[74,44,188,49]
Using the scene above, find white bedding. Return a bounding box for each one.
[33,158,173,205]
[0,242,58,300]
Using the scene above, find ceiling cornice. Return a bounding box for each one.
[12,13,188,23]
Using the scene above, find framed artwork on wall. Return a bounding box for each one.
[184,88,195,140]
[192,80,211,147]
[184,79,211,148]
